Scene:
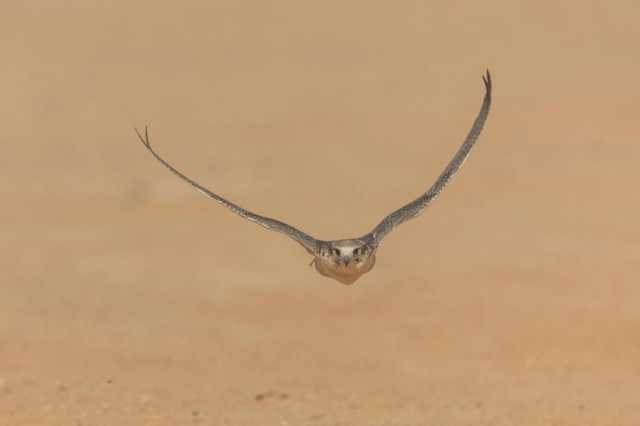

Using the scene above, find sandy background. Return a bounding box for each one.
[2,1,640,425]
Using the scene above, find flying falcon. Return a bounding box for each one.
[136,71,492,285]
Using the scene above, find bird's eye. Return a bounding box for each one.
[333,248,340,256]
[354,248,360,255]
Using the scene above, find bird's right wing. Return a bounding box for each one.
[364,71,492,245]
[135,127,321,255]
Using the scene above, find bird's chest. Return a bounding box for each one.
[313,255,376,285]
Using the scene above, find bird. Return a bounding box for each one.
[136,71,492,285]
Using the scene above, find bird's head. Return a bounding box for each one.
[313,239,377,285]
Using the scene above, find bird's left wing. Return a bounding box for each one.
[363,71,492,245]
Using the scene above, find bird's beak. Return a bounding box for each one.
[341,257,351,267]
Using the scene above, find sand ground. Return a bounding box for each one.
[2,1,640,425]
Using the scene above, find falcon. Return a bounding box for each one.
[136,71,492,284]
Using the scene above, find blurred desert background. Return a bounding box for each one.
[2,1,640,425]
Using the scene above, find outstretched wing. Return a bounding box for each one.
[135,127,320,255]
[365,70,492,245]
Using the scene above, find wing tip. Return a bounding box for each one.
[482,69,492,95]
[134,125,152,149]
